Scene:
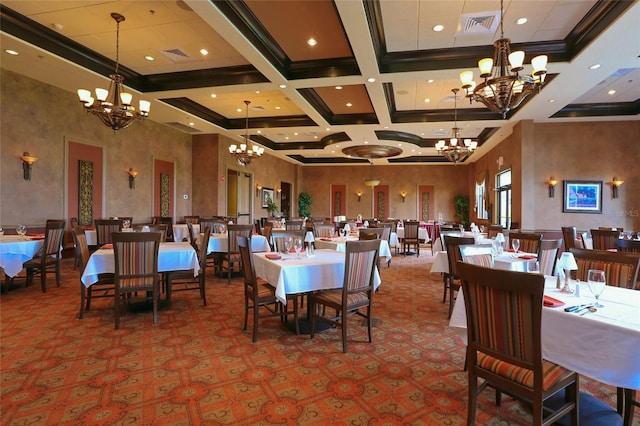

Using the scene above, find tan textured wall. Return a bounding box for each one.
[300,164,470,222]
[1,69,192,227]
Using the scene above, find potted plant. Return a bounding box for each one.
[454,194,470,229]
[266,195,279,217]
[297,192,312,218]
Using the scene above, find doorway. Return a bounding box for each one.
[227,169,252,224]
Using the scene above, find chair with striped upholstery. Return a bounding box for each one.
[94,219,123,247]
[271,230,304,254]
[590,229,619,250]
[314,224,335,238]
[487,225,503,239]
[20,219,66,293]
[359,228,383,240]
[561,226,578,252]
[457,262,579,425]
[112,232,162,329]
[539,239,562,276]
[285,219,304,231]
[460,244,494,268]
[220,224,253,284]
[508,231,543,257]
[443,235,476,318]
[615,238,640,253]
[310,239,380,353]
[570,248,640,290]
[166,226,210,306]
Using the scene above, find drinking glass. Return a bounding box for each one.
[16,224,27,239]
[587,269,606,308]
[339,228,346,238]
[123,219,131,230]
[511,238,520,253]
[284,237,293,254]
[0,226,4,239]
[294,238,303,258]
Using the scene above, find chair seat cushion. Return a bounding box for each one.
[477,352,573,391]
[547,389,622,426]
[118,277,156,288]
[256,283,276,298]
[315,289,368,306]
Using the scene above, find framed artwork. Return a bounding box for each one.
[563,180,602,213]
[261,187,274,208]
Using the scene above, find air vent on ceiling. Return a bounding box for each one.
[432,130,448,137]
[161,48,193,63]
[250,105,266,112]
[459,11,499,34]
[164,122,202,133]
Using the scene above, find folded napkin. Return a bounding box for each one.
[28,233,45,238]
[507,248,515,252]
[86,227,95,230]
[101,244,113,249]
[518,254,537,260]
[30,236,45,240]
[543,295,565,307]
[265,253,281,260]
[319,238,333,241]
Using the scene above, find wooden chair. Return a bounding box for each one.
[590,229,619,250]
[508,231,543,257]
[402,220,420,257]
[112,232,162,329]
[457,262,579,425]
[153,217,174,242]
[238,235,294,342]
[359,228,383,240]
[616,238,640,253]
[460,244,494,268]
[73,226,114,319]
[19,219,66,293]
[309,239,379,353]
[69,217,80,269]
[271,230,304,254]
[443,235,475,318]
[285,219,304,231]
[540,239,563,276]
[561,226,578,252]
[197,218,216,236]
[220,224,253,284]
[94,219,123,246]
[487,225,503,239]
[314,224,335,238]
[570,248,640,290]
[186,222,198,250]
[184,215,200,224]
[166,226,210,305]
[148,224,168,242]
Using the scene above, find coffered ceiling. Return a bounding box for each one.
[1,0,638,165]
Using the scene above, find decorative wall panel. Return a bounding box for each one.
[160,173,170,217]
[78,160,93,226]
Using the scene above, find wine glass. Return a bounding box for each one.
[294,238,303,258]
[511,238,520,253]
[339,228,346,238]
[122,219,131,230]
[219,224,226,234]
[284,237,292,254]
[16,224,27,239]
[587,269,606,308]
[0,226,4,239]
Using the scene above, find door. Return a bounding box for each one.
[280,182,291,218]
[227,169,252,224]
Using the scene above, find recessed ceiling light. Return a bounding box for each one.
[275,106,281,110]
[279,84,287,89]
[335,86,343,90]
[331,150,335,153]
[548,99,556,103]
[432,24,444,32]
[257,130,261,134]
[398,143,402,147]
[236,108,242,113]
[294,132,298,136]
[427,79,434,83]
[424,98,430,103]
[346,102,352,107]
[336,145,340,148]
[516,17,528,25]
[4,49,18,55]
[364,141,368,144]
[326,128,330,131]
[200,48,208,56]
[367,77,376,83]
[314,136,318,139]
[144,55,155,61]
[255,90,260,94]
[307,38,317,47]
[53,23,64,31]
[285,136,289,140]
[608,89,616,95]
[210,93,217,98]
[589,63,602,70]
[189,122,195,126]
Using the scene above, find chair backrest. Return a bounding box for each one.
[444,236,476,278]
[184,215,200,224]
[156,217,174,241]
[72,226,90,274]
[94,219,123,245]
[342,239,379,300]
[540,239,562,276]
[570,248,640,289]
[271,230,304,253]
[359,228,383,240]
[42,219,66,257]
[147,224,168,242]
[187,222,198,249]
[196,226,211,273]
[69,217,79,230]
[338,221,357,231]
[616,238,640,253]
[459,244,494,267]
[237,235,258,295]
[285,220,304,230]
[487,225,503,239]
[590,229,619,250]
[198,218,217,234]
[508,231,543,257]
[254,220,262,235]
[263,223,273,248]
[458,262,545,376]
[379,223,392,242]
[561,226,577,252]
[403,220,420,240]
[227,225,253,254]
[112,232,161,290]
[314,224,335,238]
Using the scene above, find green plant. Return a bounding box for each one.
[454,194,470,228]
[265,196,278,216]
[297,192,312,218]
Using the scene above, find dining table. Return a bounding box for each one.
[449,275,640,391]
[313,235,392,260]
[196,233,271,254]
[252,249,382,305]
[173,224,197,242]
[430,250,538,274]
[396,226,430,242]
[0,235,46,278]
[81,242,199,287]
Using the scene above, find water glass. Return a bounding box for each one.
[0,226,4,238]
[587,269,606,308]
[16,224,27,239]
[511,238,520,253]
[294,238,303,258]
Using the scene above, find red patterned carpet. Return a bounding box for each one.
[1,251,626,425]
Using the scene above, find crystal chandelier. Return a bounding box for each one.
[229,100,265,166]
[435,89,478,165]
[77,13,150,131]
[459,0,548,118]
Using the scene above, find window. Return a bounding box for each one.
[496,169,511,228]
[475,180,488,220]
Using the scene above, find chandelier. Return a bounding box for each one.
[459,0,548,118]
[229,100,265,166]
[435,89,478,165]
[77,13,150,131]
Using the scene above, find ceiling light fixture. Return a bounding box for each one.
[228,100,264,166]
[364,161,380,187]
[77,13,150,131]
[435,88,478,165]
[459,0,548,118]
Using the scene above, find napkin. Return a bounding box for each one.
[319,238,333,241]
[265,253,281,260]
[101,244,113,249]
[519,255,537,260]
[28,233,45,238]
[543,295,565,307]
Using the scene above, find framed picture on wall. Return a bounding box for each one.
[563,180,602,213]
[261,188,274,208]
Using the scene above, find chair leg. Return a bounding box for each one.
[617,387,624,415]
[252,301,259,342]
[115,293,121,329]
[448,279,456,319]
[623,388,636,426]
[55,262,61,287]
[152,283,159,325]
[39,267,47,293]
[341,308,348,354]
[442,275,448,303]
[79,284,86,319]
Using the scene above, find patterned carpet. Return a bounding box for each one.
[0,249,627,425]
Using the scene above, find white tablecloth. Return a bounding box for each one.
[0,236,45,277]
[197,233,270,254]
[449,276,640,390]
[396,227,429,242]
[389,232,399,247]
[253,249,381,304]
[313,237,392,260]
[173,224,199,242]
[430,251,537,274]
[85,228,135,246]
[81,242,199,287]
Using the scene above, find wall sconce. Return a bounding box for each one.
[256,184,262,197]
[276,187,282,198]
[128,168,138,189]
[547,177,558,198]
[357,190,362,202]
[611,177,624,199]
[401,191,406,203]
[20,152,38,181]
